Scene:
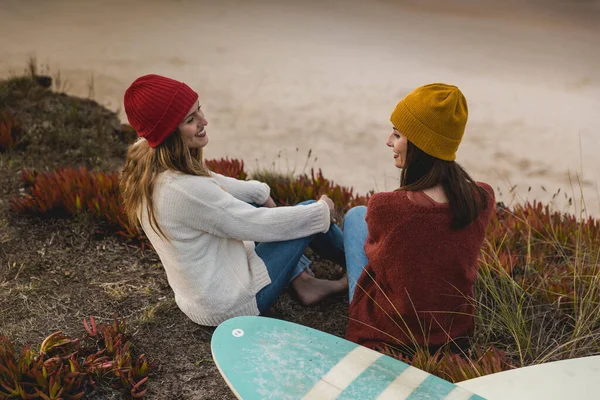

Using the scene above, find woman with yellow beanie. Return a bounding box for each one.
[343,83,496,355]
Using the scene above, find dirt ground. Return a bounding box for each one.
[0,78,348,399]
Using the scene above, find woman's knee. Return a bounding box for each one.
[343,206,367,229]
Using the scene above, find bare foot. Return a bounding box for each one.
[291,271,349,306]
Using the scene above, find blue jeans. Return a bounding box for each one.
[342,206,369,303]
[255,200,345,313]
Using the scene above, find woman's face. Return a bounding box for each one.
[386,127,408,169]
[179,101,209,149]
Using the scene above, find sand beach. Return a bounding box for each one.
[1,0,599,215]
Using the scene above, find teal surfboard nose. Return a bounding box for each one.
[211,316,484,400]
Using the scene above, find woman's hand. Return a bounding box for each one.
[261,196,277,208]
[319,195,337,224]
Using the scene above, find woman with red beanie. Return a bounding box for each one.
[343,83,495,355]
[120,74,347,326]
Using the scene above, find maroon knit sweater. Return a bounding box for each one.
[346,183,495,351]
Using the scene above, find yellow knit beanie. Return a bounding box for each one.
[390,83,468,161]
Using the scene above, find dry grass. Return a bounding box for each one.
[474,212,600,366]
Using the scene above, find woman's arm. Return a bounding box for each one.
[211,172,270,205]
[171,175,331,242]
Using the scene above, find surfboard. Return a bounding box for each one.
[456,355,600,400]
[210,316,484,399]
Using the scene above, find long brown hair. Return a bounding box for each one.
[398,140,488,230]
[120,130,211,239]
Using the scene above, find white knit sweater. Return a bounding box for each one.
[139,170,331,326]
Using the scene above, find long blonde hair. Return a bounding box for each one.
[120,130,211,239]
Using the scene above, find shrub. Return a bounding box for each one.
[0,77,49,110]
[10,158,251,240]
[113,123,138,145]
[0,316,152,399]
[485,201,600,307]
[383,346,513,383]
[252,168,371,213]
[473,201,600,366]
[0,111,22,151]
[10,167,136,239]
[10,161,363,240]
[206,157,248,180]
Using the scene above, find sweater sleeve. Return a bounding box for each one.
[211,172,271,205]
[364,192,407,242]
[171,175,330,242]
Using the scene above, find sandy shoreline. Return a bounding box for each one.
[1,0,599,216]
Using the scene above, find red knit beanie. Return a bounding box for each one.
[124,74,198,148]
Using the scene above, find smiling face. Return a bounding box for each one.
[386,127,408,169]
[178,101,208,149]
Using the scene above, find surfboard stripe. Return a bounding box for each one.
[443,386,483,400]
[375,366,430,399]
[337,355,410,399]
[301,346,382,399]
[405,375,456,399]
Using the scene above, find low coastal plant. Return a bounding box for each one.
[485,201,600,307]
[9,158,251,241]
[253,168,371,213]
[206,157,248,181]
[0,111,21,151]
[0,316,152,399]
[10,167,135,239]
[384,346,513,383]
[475,201,600,365]
[10,160,367,241]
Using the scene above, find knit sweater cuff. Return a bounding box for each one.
[254,182,271,205]
[316,200,331,233]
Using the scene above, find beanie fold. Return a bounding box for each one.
[391,101,460,161]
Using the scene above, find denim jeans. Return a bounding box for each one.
[255,200,345,313]
[342,206,369,303]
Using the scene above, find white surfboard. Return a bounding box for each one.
[456,355,600,399]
